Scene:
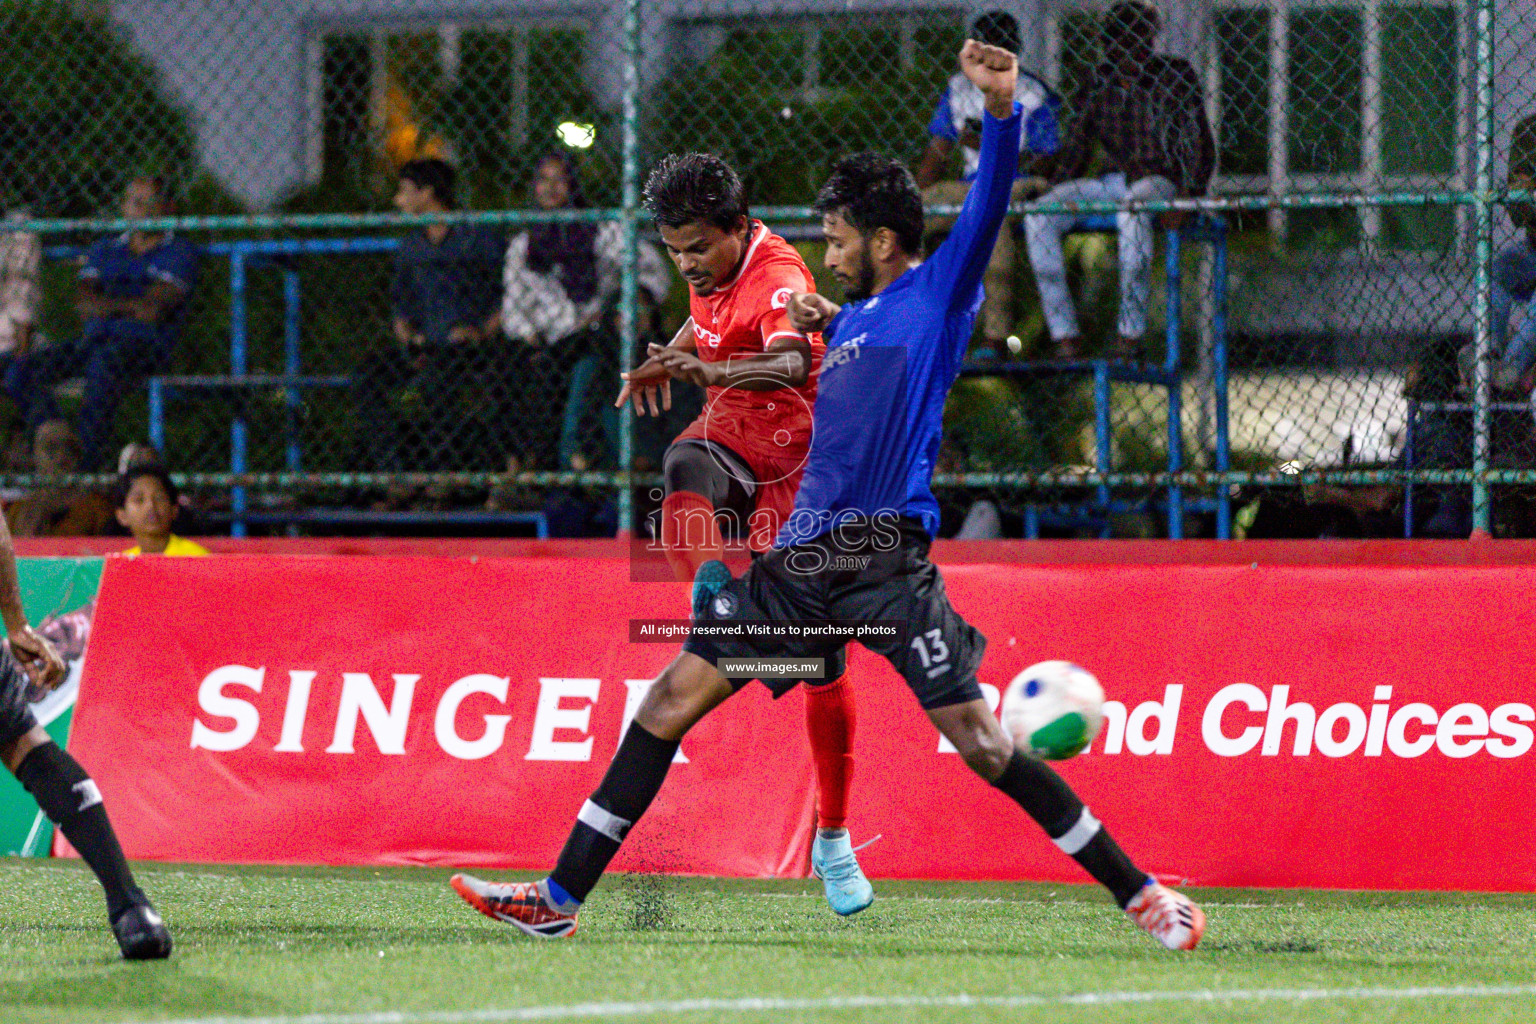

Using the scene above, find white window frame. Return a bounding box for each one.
[303,15,589,187]
[677,9,965,105]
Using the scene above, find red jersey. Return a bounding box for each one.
[674,222,823,474]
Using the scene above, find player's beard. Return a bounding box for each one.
[843,248,877,302]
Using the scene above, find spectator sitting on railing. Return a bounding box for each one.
[0,205,42,378]
[357,158,504,476]
[114,463,207,556]
[500,151,670,467]
[1025,0,1214,361]
[915,12,1061,357]
[6,177,197,470]
[5,420,112,537]
[1462,114,1536,395]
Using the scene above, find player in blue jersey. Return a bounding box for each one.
[449,39,1205,951]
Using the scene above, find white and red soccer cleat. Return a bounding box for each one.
[450,874,578,939]
[1124,880,1205,951]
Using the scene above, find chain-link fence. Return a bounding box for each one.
[0,0,1531,539]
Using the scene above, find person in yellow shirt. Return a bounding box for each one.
[115,465,209,556]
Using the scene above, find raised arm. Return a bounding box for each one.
[920,40,1023,312]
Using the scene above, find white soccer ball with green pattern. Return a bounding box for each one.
[1001,661,1105,760]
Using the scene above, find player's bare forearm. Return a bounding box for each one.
[0,510,64,691]
[0,514,27,634]
[669,316,697,353]
[715,340,812,391]
[647,337,810,391]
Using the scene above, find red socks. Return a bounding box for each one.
[661,490,724,581]
[804,670,856,831]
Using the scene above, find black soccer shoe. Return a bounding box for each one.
[112,903,173,960]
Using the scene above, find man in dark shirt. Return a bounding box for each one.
[1024,0,1214,360]
[357,158,504,472]
[1479,115,1536,392]
[5,177,198,469]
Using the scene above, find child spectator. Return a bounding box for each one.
[115,464,207,556]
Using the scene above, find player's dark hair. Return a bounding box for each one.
[115,463,178,509]
[972,11,1021,53]
[814,153,925,256]
[642,153,748,231]
[399,158,458,209]
[1104,0,1159,44]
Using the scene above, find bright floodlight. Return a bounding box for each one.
[557,122,596,149]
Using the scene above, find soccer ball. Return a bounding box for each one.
[1000,661,1105,760]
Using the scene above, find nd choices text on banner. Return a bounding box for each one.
[62,552,1536,891]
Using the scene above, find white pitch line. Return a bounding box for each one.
[751,893,1277,908]
[127,984,1536,1024]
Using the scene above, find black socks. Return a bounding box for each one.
[549,722,680,904]
[15,742,146,921]
[992,750,1149,907]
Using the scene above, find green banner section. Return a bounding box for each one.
[0,557,104,857]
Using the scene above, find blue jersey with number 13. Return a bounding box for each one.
[777,102,1023,547]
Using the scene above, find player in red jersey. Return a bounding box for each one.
[612,153,873,916]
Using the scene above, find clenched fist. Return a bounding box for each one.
[959,39,1019,120]
[787,292,841,334]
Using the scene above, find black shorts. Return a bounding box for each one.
[683,518,986,709]
[0,652,38,747]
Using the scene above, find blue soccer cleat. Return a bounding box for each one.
[811,830,875,916]
[691,559,734,621]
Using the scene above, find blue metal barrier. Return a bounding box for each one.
[169,237,397,535]
[48,220,1232,539]
[957,214,1231,538]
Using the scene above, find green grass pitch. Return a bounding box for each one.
[2,857,1535,1024]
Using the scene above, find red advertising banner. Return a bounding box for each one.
[65,555,814,877]
[66,553,1536,891]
